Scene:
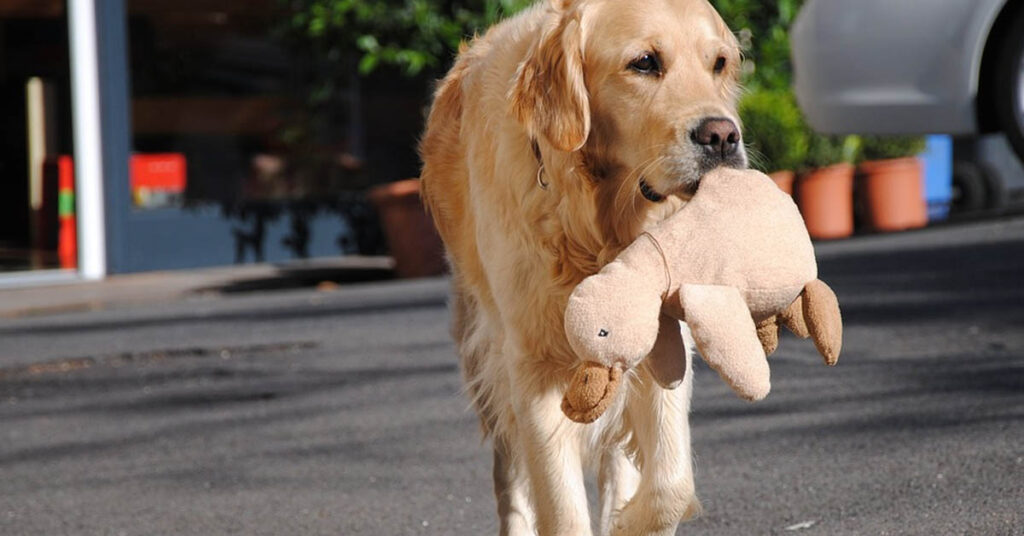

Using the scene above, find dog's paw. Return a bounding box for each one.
[609,485,701,536]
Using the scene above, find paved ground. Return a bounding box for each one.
[0,217,1022,535]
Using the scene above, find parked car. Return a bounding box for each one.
[790,0,1024,210]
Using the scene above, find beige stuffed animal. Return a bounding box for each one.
[561,168,842,424]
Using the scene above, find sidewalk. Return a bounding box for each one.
[4,213,1022,319]
[0,256,396,319]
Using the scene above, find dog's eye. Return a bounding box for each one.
[714,56,727,74]
[629,52,662,76]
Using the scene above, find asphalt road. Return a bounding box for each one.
[1,216,1022,535]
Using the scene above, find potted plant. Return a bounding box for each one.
[367,179,446,278]
[280,0,533,278]
[855,135,928,232]
[739,89,809,194]
[794,133,857,240]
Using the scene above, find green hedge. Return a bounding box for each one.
[711,0,804,91]
[857,135,928,162]
[281,0,532,76]
[739,90,808,172]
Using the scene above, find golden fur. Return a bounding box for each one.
[420,1,744,534]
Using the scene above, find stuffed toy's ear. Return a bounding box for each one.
[645,314,688,390]
[509,7,590,152]
[779,279,843,366]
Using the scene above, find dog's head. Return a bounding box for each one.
[512,0,745,206]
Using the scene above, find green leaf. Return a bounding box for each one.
[356,34,379,51]
[358,52,380,74]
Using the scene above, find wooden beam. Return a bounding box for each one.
[132,96,287,136]
[0,0,64,17]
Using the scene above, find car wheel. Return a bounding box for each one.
[994,9,1024,163]
[951,161,989,213]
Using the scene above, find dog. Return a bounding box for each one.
[419,0,746,534]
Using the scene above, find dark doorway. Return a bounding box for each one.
[0,2,76,272]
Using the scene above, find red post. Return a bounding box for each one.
[57,155,77,269]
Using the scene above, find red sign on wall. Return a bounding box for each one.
[130,153,187,208]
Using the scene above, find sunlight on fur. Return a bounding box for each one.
[420,0,745,534]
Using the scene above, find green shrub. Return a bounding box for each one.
[803,134,860,170]
[804,135,843,170]
[857,135,927,162]
[282,0,533,77]
[711,0,805,91]
[740,89,808,172]
[739,86,858,171]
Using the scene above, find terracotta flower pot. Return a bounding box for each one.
[856,157,927,232]
[768,170,795,196]
[795,163,855,240]
[368,178,446,279]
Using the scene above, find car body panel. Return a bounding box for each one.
[791,0,1008,135]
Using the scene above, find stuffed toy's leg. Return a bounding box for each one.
[645,314,688,390]
[779,279,843,366]
[756,317,781,356]
[680,284,771,401]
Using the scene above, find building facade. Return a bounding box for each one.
[0,0,425,285]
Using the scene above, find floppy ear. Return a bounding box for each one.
[510,10,590,152]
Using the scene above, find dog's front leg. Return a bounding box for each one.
[493,436,535,536]
[511,364,592,536]
[598,446,640,536]
[612,347,700,536]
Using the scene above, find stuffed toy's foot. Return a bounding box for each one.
[681,284,771,401]
[802,279,842,365]
[780,279,843,366]
[561,362,623,424]
[756,317,780,356]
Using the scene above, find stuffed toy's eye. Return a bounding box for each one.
[598,329,610,338]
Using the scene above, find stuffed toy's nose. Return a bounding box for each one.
[561,362,623,424]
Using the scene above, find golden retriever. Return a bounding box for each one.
[419,0,745,534]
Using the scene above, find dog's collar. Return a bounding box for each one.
[532,140,664,202]
[532,139,549,190]
[639,179,666,203]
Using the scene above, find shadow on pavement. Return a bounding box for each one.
[0,293,448,336]
[819,237,1024,327]
[209,266,396,294]
[0,359,458,467]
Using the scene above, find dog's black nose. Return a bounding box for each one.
[691,117,741,161]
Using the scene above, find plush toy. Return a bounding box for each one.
[561,168,843,424]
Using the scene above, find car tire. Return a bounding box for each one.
[994,8,1024,164]
[951,161,989,213]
